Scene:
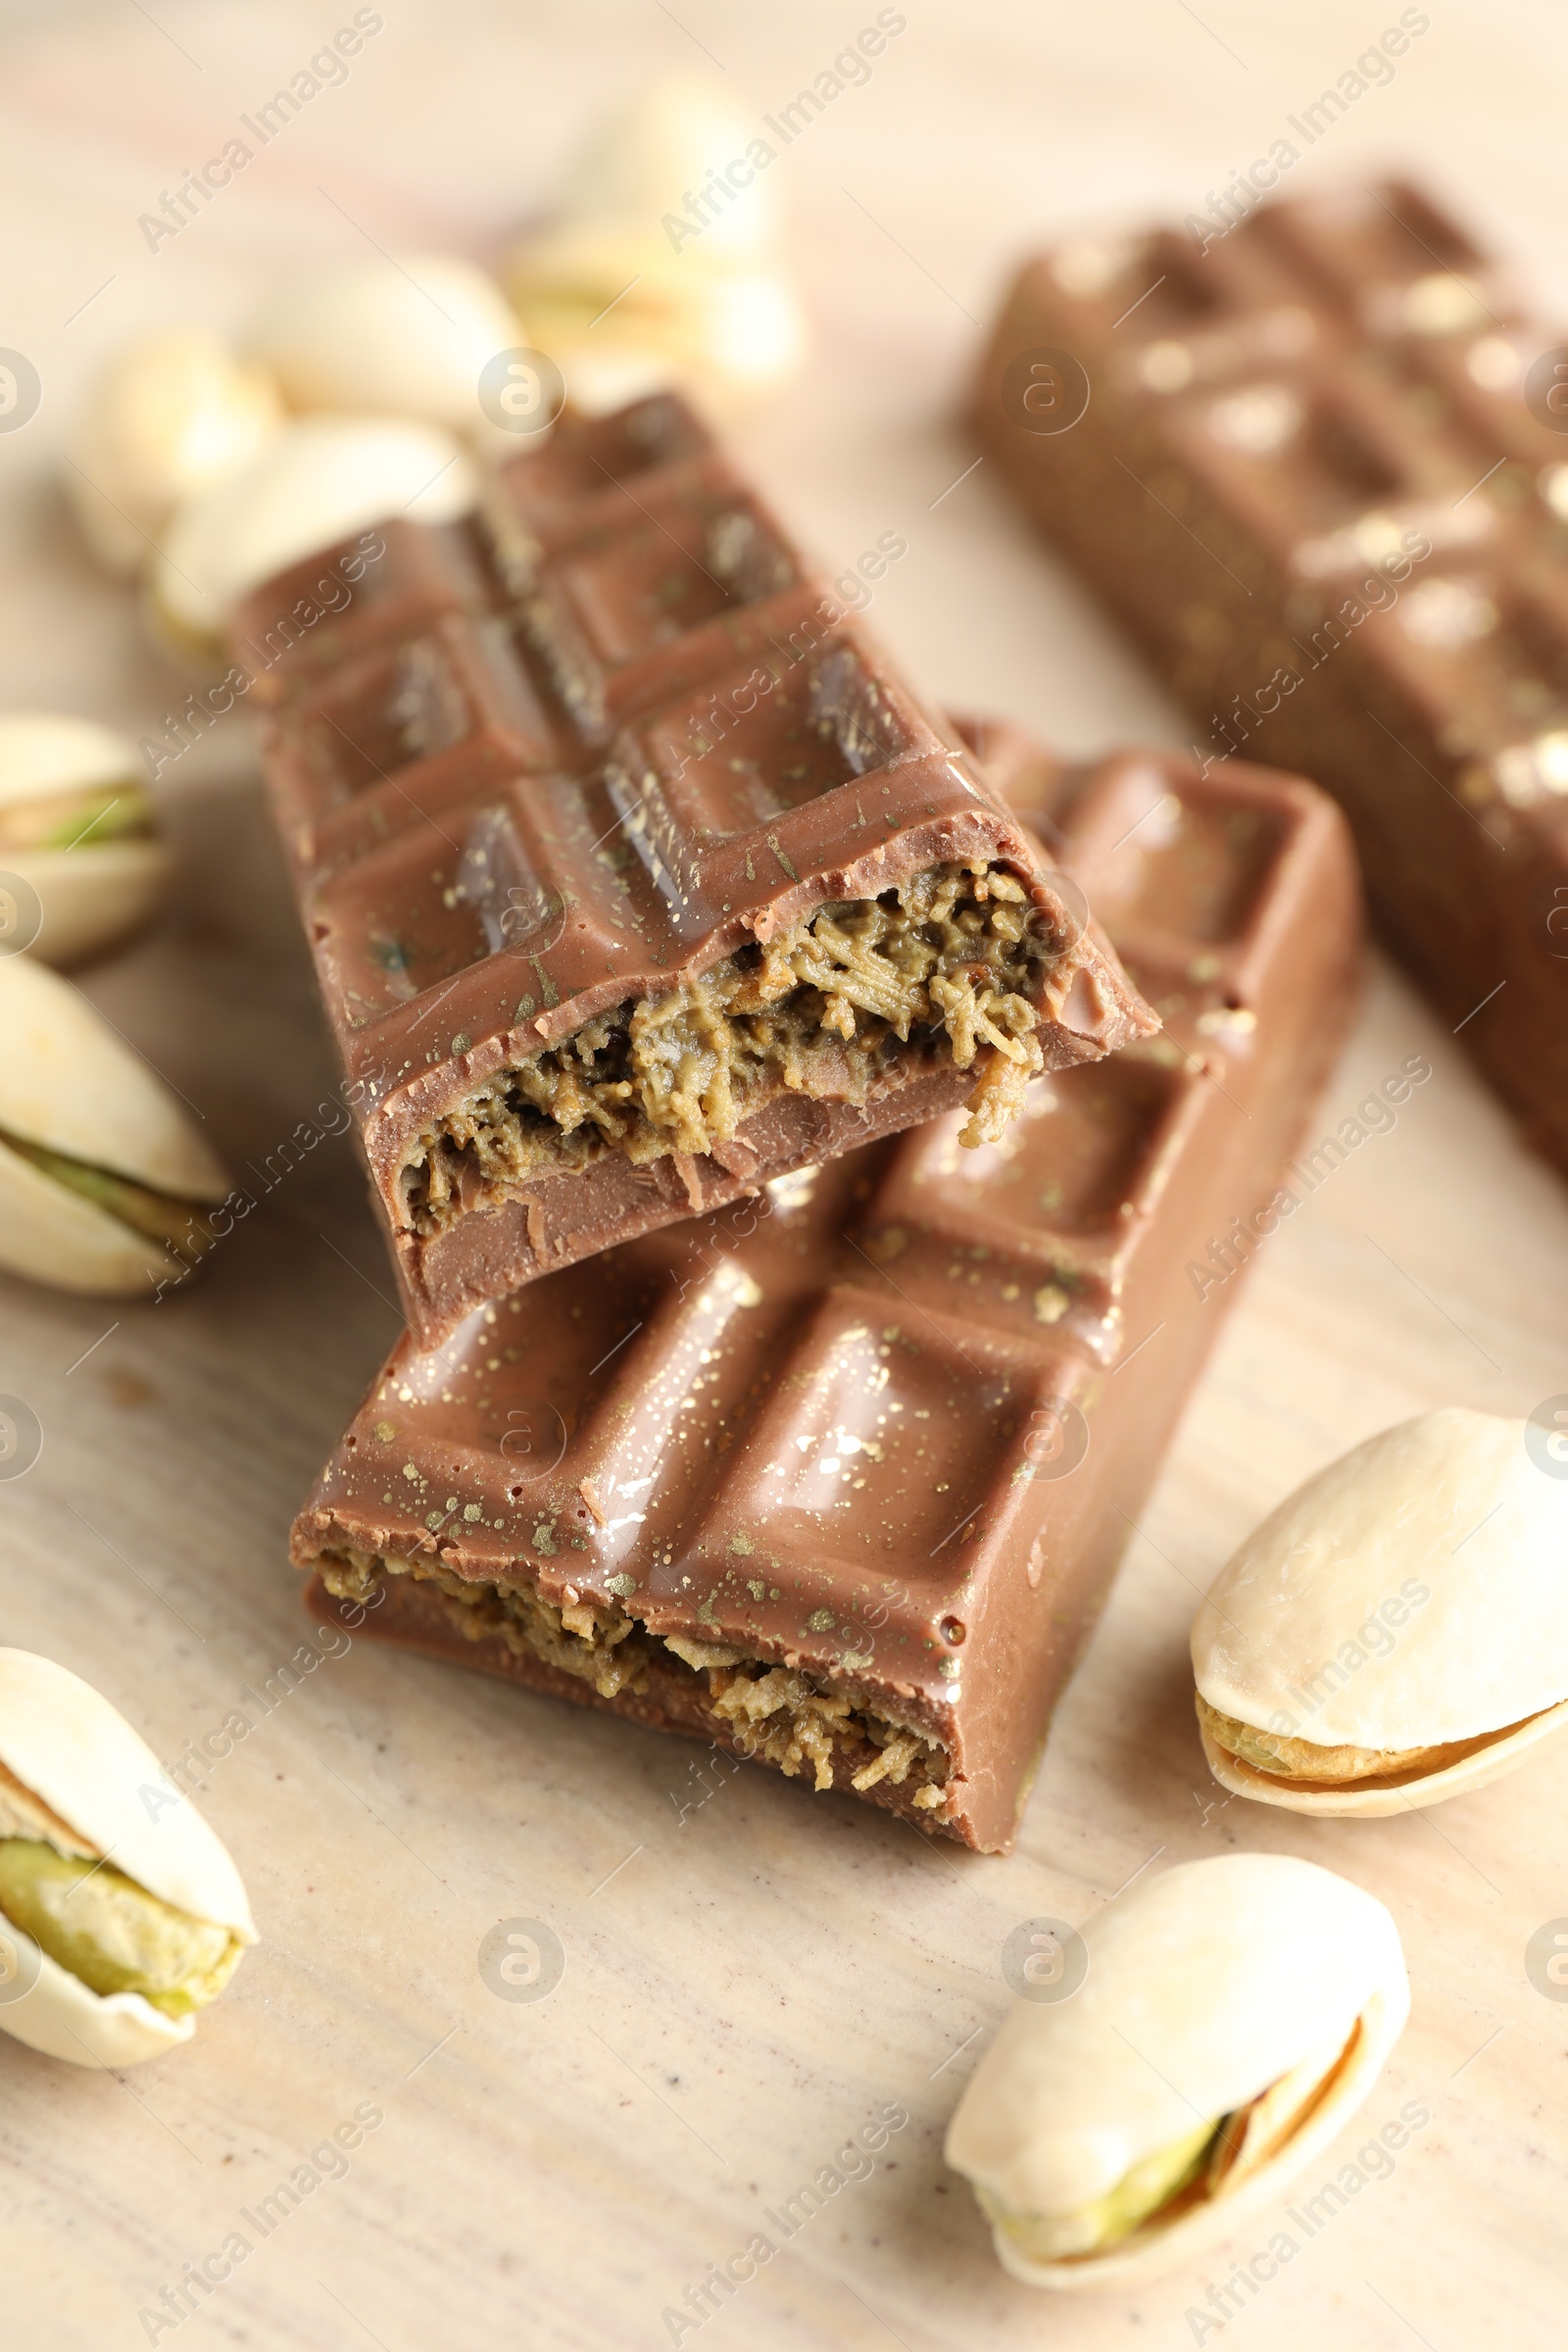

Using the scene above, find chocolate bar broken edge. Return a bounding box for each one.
[292,726,1363,1852]
[243,394,1157,1349]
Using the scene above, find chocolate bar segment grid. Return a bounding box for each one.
[238,396,1154,1348]
[974,178,1568,1172]
[292,732,1360,1853]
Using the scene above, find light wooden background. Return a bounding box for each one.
[2,4,1567,2347]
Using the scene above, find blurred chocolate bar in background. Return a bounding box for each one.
[237,396,1154,1348]
[976,179,1568,1171]
[294,725,1361,1853]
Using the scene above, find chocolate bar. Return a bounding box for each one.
[237,396,1154,1348]
[291,727,1361,1852]
[974,178,1568,1172]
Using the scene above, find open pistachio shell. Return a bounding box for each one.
[0,1144,185,1295]
[511,255,806,419]
[246,256,520,432]
[0,715,146,809]
[946,1854,1408,2288]
[503,74,805,417]
[146,416,478,662]
[564,73,785,267]
[64,329,283,577]
[6,841,171,970]
[0,955,228,1296]
[0,715,171,965]
[0,1648,256,2068]
[1192,1408,1568,1816]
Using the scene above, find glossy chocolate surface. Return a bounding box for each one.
[238,396,1155,1348]
[294,729,1362,1852]
[975,176,1568,1175]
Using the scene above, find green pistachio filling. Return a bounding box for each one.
[977,2027,1360,2264]
[0,1124,216,1268]
[0,784,154,853]
[1197,1693,1491,1787]
[982,2114,1221,2262]
[0,1838,243,2017]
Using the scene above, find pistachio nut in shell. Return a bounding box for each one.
[246,255,520,433]
[0,1648,256,2067]
[946,1853,1408,2288]
[146,416,478,662]
[0,714,171,965]
[1192,1408,1568,1816]
[503,74,805,416]
[64,329,283,577]
[0,954,230,1296]
[521,73,786,269]
[510,257,806,420]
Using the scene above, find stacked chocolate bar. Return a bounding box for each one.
[976,176,1568,1172]
[241,397,1153,1346]
[243,395,1360,1848]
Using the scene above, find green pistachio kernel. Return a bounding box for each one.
[0,1126,216,1267]
[984,2113,1221,2262]
[0,1838,243,2017]
[0,784,154,853]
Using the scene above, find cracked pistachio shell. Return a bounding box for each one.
[0,1649,256,2067]
[532,74,784,266]
[946,1854,1408,2289]
[504,74,805,416]
[246,256,520,432]
[146,416,478,661]
[0,954,228,1295]
[1192,1409,1568,1816]
[510,259,806,418]
[65,330,283,577]
[0,715,171,965]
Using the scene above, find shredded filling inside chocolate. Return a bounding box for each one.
[319,1548,953,1808]
[400,859,1059,1233]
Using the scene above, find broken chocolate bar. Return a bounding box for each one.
[292,726,1361,1852]
[238,395,1154,1348]
[975,177,1568,1173]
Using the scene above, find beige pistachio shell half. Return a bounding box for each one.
[510,257,807,419]
[0,715,144,810]
[1,841,170,969]
[946,1853,1408,2288]
[503,74,805,416]
[146,416,478,662]
[0,715,171,964]
[0,954,228,1296]
[0,1648,256,2067]
[1192,1408,1568,1816]
[65,330,283,577]
[246,255,520,433]
[527,72,785,267]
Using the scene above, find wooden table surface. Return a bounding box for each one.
[3,4,1567,2346]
